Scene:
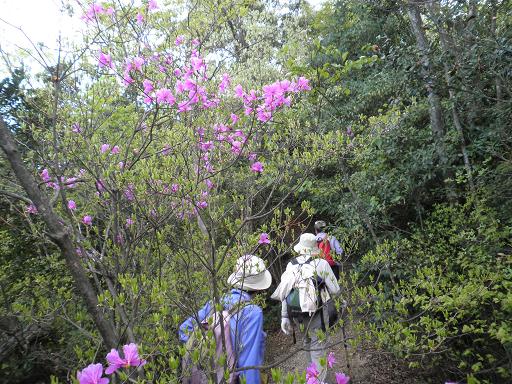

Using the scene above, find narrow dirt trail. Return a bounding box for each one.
[264,316,426,383]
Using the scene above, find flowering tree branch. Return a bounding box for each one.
[0,115,118,349]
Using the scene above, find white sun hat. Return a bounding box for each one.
[293,233,321,256]
[227,255,272,291]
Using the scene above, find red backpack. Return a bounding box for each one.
[318,236,335,266]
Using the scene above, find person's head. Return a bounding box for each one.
[314,220,327,234]
[227,255,272,292]
[293,233,321,256]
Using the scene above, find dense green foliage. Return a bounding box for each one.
[0,0,511,383]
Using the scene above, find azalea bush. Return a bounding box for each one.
[0,1,332,382]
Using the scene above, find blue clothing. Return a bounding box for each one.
[179,289,265,384]
[316,232,343,256]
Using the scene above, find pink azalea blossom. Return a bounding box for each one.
[175,35,184,45]
[68,200,77,210]
[230,113,239,124]
[205,179,214,189]
[178,101,192,113]
[133,57,144,71]
[173,68,182,77]
[126,218,134,227]
[47,181,60,190]
[335,372,350,384]
[136,12,144,24]
[256,107,272,122]
[196,201,208,209]
[155,88,176,105]
[40,168,51,182]
[82,215,93,226]
[105,343,146,375]
[65,177,77,188]
[327,352,336,368]
[258,233,270,244]
[296,76,311,91]
[98,52,112,68]
[233,129,245,138]
[119,161,125,169]
[200,141,214,151]
[234,84,244,98]
[219,73,231,93]
[148,0,158,11]
[111,145,120,154]
[191,56,205,72]
[100,144,110,153]
[72,123,82,133]
[143,79,154,93]
[77,363,109,384]
[124,184,135,201]
[248,153,257,161]
[105,7,114,16]
[123,70,134,86]
[183,78,197,91]
[26,204,38,214]
[251,161,264,173]
[83,3,106,22]
[306,362,319,384]
[192,38,200,46]
[171,183,179,193]
[231,141,243,155]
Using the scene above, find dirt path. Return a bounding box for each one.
[264,320,426,384]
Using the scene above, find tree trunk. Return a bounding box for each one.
[407,1,454,199]
[0,116,118,349]
[490,0,503,103]
[427,0,476,196]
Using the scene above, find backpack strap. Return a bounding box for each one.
[290,256,313,266]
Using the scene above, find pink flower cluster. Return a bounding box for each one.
[258,233,270,244]
[77,343,145,384]
[82,2,114,22]
[234,77,310,123]
[38,168,79,191]
[305,358,350,384]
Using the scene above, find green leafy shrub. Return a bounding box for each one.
[354,202,512,383]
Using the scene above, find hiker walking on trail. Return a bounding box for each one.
[314,220,343,280]
[179,255,272,384]
[271,233,340,383]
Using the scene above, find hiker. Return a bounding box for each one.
[179,254,272,384]
[314,220,343,280]
[271,233,340,383]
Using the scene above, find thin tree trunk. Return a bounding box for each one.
[427,1,476,196]
[490,0,503,103]
[407,1,455,199]
[0,116,118,349]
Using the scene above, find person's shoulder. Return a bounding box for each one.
[239,303,263,319]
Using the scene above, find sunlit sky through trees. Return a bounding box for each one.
[0,0,326,76]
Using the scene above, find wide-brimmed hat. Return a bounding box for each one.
[227,255,272,291]
[293,233,321,256]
